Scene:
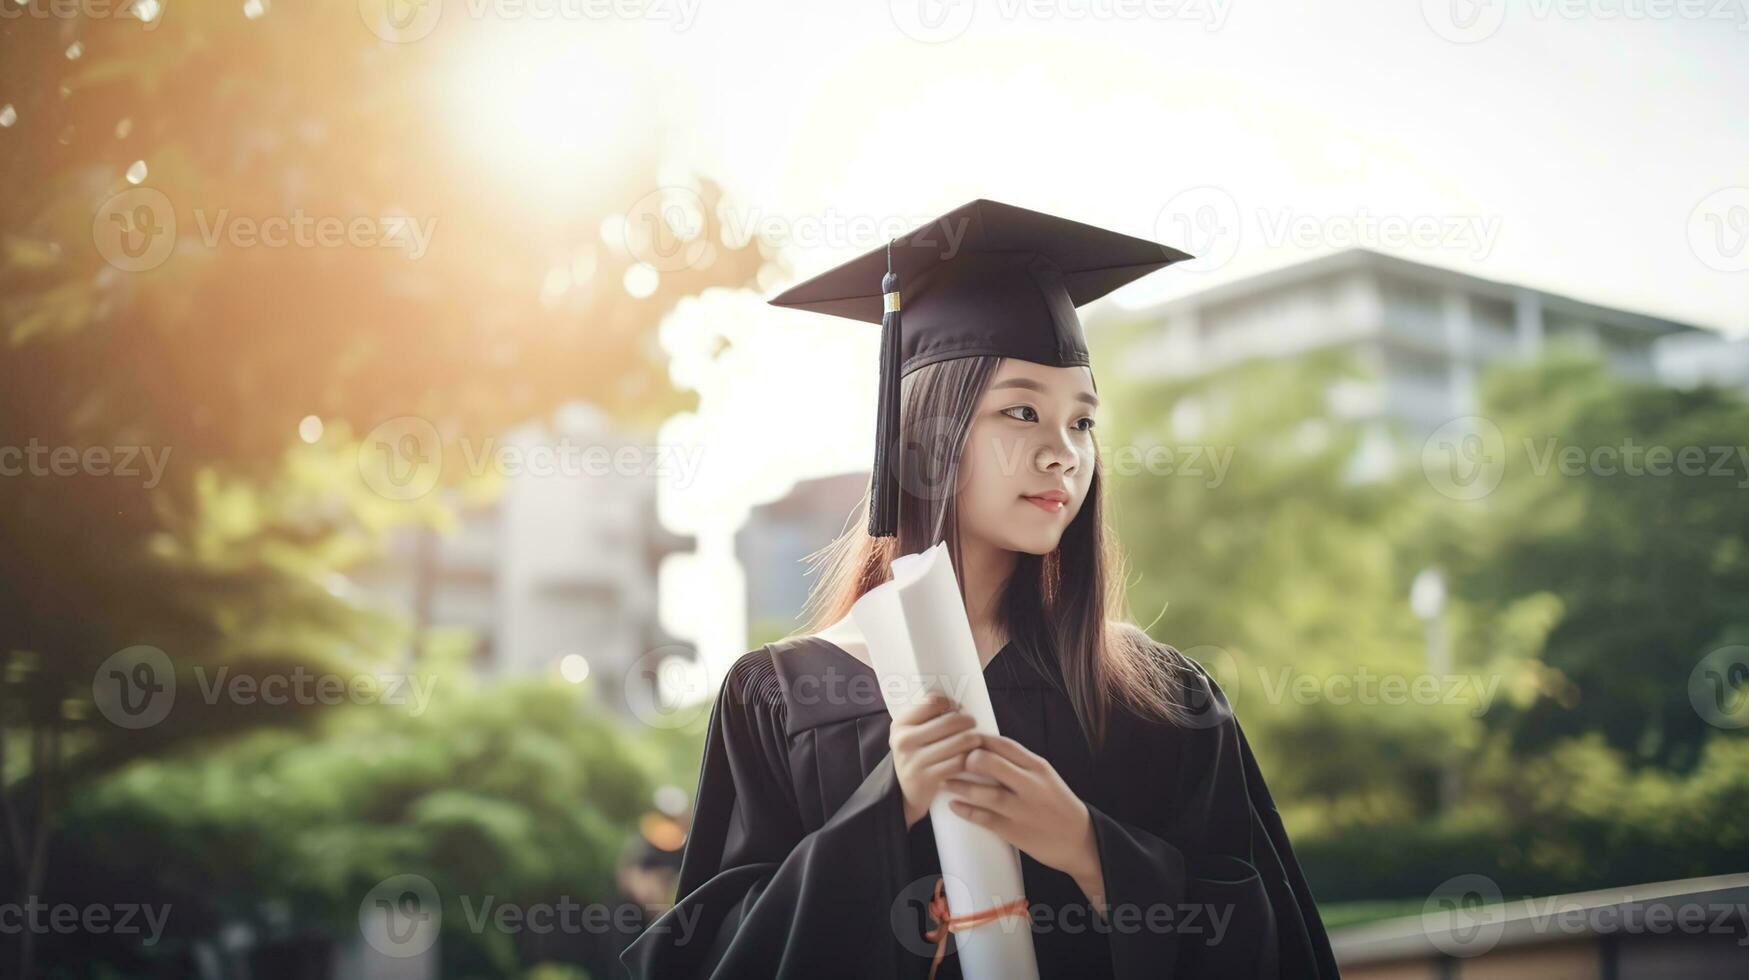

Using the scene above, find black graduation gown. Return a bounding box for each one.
[620,635,1340,979]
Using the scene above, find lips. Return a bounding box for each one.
[1021,489,1069,513]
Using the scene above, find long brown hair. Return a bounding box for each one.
[795,355,1192,749]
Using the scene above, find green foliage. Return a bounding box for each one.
[0,0,764,785]
[0,7,761,975]
[1301,735,1749,903]
[1434,351,1749,768]
[62,641,651,973]
[1101,337,1749,905]
[1103,348,1476,821]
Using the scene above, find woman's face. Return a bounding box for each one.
[955,359,1098,556]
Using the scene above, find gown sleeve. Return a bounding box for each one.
[620,650,916,979]
[1084,654,1341,978]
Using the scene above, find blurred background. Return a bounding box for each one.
[2,1,1748,977]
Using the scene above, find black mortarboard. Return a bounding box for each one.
[767,198,1192,538]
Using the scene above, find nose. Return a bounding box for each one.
[1034,426,1081,475]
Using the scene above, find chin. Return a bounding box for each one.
[1001,531,1064,556]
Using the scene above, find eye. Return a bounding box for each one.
[1000,405,1096,431]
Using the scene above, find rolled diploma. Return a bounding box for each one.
[850,541,1040,980]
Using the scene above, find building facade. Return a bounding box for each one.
[354,404,691,714]
[1116,249,1705,451]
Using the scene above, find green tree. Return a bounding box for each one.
[1,5,763,974]
[1099,345,1482,824]
[1436,350,1749,769]
[61,633,654,975]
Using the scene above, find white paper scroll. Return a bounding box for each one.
[850,541,1040,980]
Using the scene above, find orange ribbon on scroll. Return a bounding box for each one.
[922,875,1030,980]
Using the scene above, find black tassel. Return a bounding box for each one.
[868,241,903,538]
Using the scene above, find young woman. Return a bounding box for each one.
[622,200,1339,979]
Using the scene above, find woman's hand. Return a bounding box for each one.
[944,735,1107,913]
[890,693,983,830]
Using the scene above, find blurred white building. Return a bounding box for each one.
[1116,249,1707,464]
[1653,330,1749,393]
[356,404,691,711]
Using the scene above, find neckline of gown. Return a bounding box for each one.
[764,635,1052,735]
[811,635,1016,677]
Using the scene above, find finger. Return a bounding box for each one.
[916,753,973,784]
[948,799,1010,834]
[892,693,957,727]
[912,708,977,744]
[944,778,1015,811]
[892,710,975,753]
[910,729,983,770]
[965,746,1036,791]
[977,734,1044,772]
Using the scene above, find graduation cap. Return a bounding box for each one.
[768,198,1193,538]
